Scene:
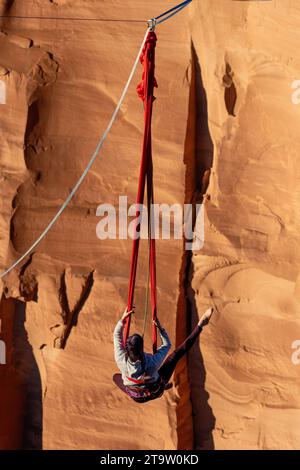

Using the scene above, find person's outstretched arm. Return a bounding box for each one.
[146,319,171,371]
[156,319,172,353]
[113,307,134,370]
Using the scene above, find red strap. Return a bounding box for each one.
[126,376,145,385]
[123,32,158,353]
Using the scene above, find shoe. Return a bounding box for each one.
[198,307,213,327]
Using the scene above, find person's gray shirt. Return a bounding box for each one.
[113,320,171,386]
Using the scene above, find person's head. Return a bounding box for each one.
[125,334,144,363]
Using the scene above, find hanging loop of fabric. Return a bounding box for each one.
[123,31,158,353]
[141,174,153,340]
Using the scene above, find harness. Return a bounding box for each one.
[125,378,165,402]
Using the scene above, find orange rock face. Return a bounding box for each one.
[0,0,300,450]
[188,0,300,450]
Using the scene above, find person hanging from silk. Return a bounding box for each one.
[112,27,214,402]
[113,306,213,402]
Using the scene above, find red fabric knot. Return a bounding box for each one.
[137,31,158,102]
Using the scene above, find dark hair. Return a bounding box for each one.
[125,334,144,363]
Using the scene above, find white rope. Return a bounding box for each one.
[0,27,150,279]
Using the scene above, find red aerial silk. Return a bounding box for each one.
[123,31,158,353]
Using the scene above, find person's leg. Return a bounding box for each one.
[158,323,202,384]
[159,307,213,385]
